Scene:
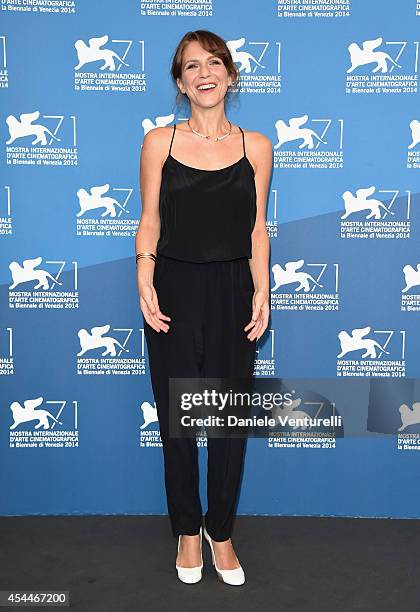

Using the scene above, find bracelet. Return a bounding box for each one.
[136,252,156,265]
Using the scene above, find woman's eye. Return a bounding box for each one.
[185,60,220,69]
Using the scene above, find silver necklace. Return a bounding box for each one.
[187,119,232,142]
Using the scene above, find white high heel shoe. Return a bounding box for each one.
[175,526,203,584]
[203,527,245,586]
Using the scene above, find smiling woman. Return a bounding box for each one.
[171,29,240,108]
[135,29,272,588]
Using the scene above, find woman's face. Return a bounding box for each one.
[176,40,232,108]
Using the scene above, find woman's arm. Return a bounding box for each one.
[245,131,273,341]
[135,127,171,333]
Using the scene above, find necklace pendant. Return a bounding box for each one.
[188,118,232,142]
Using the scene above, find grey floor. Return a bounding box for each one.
[1,515,419,611]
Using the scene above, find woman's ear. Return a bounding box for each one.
[176,78,185,94]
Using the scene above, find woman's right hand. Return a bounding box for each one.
[139,282,171,333]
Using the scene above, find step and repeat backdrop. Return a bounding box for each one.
[1,0,420,518]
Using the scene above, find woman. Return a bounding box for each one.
[136,29,272,585]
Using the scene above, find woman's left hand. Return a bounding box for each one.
[244,290,270,342]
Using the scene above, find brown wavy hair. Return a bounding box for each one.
[170,30,240,107]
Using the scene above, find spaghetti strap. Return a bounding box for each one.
[238,126,246,158]
[169,124,176,155]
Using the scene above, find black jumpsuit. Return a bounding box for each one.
[143,123,257,542]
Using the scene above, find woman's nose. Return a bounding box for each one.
[198,66,210,78]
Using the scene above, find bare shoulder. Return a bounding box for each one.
[242,128,272,153]
[141,125,174,166]
[241,128,272,172]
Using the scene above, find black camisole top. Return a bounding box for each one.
[156,123,257,263]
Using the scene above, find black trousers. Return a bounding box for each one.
[143,253,256,542]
